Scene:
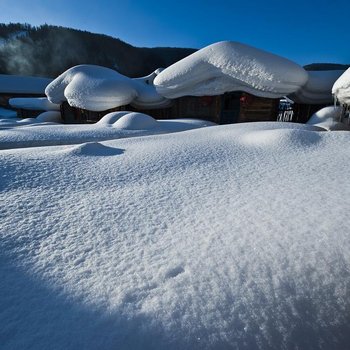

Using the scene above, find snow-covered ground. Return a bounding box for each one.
[0,112,214,149]
[1,119,350,350]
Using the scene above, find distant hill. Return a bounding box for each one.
[0,23,196,78]
[304,63,350,71]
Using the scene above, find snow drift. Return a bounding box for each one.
[153,41,308,99]
[289,70,345,104]
[45,65,170,111]
[332,67,350,105]
[1,122,350,350]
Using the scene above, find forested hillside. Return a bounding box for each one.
[0,23,196,78]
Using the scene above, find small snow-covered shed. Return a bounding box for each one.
[0,74,52,109]
[45,65,171,123]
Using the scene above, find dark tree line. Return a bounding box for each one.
[0,23,196,78]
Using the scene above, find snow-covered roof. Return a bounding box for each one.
[45,65,170,112]
[332,67,350,105]
[289,70,345,104]
[153,41,308,99]
[9,97,60,111]
[0,74,52,94]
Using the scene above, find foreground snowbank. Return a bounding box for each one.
[1,122,350,350]
[154,41,308,98]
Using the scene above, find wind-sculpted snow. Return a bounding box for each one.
[1,122,350,350]
[45,65,170,111]
[289,70,345,104]
[154,41,308,98]
[332,67,350,105]
[9,97,60,111]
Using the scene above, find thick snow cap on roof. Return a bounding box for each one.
[0,74,52,94]
[289,70,345,104]
[45,65,170,111]
[45,65,138,111]
[332,68,350,105]
[9,97,60,111]
[154,41,308,99]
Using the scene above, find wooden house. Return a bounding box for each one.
[60,92,279,124]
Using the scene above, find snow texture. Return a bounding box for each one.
[0,74,52,94]
[45,65,170,111]
[0,113,215,149]
[1,122,350,350]
[289,70,345,104]
[332,67,350,105]
[306,106,350,131]
[154,41,308,99]
[9,97,60,111]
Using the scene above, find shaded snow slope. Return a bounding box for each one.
[289,70,345,104]
[332,67,350,105]
[45,65,170,111]
[0,114,215,149]
[154,41,308,98]
[1,123,350,350]
[307,106,350,131]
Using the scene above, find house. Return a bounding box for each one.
[46,42,308,124]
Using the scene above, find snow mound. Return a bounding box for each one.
[241,128,322,148]
[306,106,350,131]
[154,41,308,98]
[45,65,137,111]
[96,111,130,126]
[45,65,170,111]
[36,111,62,123]
[289,70,345,104]
[68,142,124,157]
[332,67,350,105]
[113,112,159,130]
[9,97,60,111]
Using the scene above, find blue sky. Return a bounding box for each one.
[1,0,349,65]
